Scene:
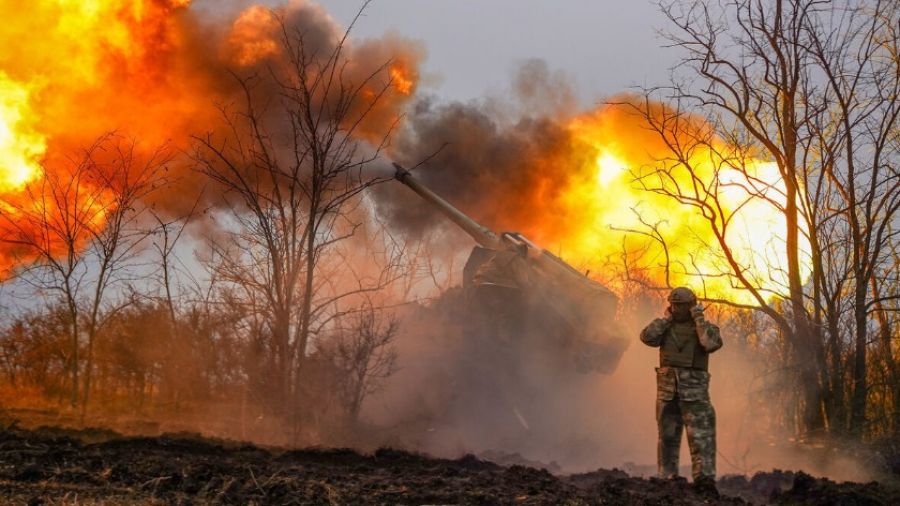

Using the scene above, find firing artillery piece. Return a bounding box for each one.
[393,164,628,374]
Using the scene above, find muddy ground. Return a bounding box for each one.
[0,425,896,505]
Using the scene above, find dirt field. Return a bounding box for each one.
[0,425,896,505]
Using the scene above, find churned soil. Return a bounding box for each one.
[0,425,896,505]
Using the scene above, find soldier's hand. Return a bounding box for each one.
[691,304,706,323]
[653,317,671,331]
[651,318,669,332]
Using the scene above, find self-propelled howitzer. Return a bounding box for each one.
[393,164,627,374]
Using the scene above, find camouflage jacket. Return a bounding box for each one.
[641,317,723,401]
[640,317,722,354]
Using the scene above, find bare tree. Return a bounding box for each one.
[79,141,168,417]
[318,302,399,426]
[624,0,900,436]
[148,195,202,409]
[803,0,900,434]
[192,6,407,431]
[0,135,166,412]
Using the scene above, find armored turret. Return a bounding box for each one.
[394,164,627,373]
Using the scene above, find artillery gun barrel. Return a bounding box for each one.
[393,164,502,249]
[392,162,625,374]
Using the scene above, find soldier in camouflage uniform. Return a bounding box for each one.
[640,287,722,490]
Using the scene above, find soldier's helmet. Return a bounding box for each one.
[667,286,697,304]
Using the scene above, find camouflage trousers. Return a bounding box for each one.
[655,367,716,480]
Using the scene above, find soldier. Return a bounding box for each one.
[640,286,722,493]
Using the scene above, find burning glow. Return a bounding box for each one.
[0,0,420,276]
[390,66,414,95]
[595,151,626,187]
[226,5,281,66]
[529,106,812,305]
[0,0,204,273]
[0,73,44,192]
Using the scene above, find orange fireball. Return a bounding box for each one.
[540,103,811,305]
[0,0,421,277]
[0,73,43,192]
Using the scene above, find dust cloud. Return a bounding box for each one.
[360,289,879,482]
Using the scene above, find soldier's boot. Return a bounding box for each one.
[682,399,717,483]
[657,399,683,478]
[692,474,719,497]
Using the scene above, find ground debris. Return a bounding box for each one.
[0,426,897,505]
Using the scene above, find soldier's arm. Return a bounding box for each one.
[691,305,723,352]
[697,321,723,353]
[640,318,670,347]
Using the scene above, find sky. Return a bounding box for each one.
[269,0,677,104]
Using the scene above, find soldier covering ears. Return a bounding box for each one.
[640,286,722,493]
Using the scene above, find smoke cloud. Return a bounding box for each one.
[363,291,880,481]
[372,60,591,241]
